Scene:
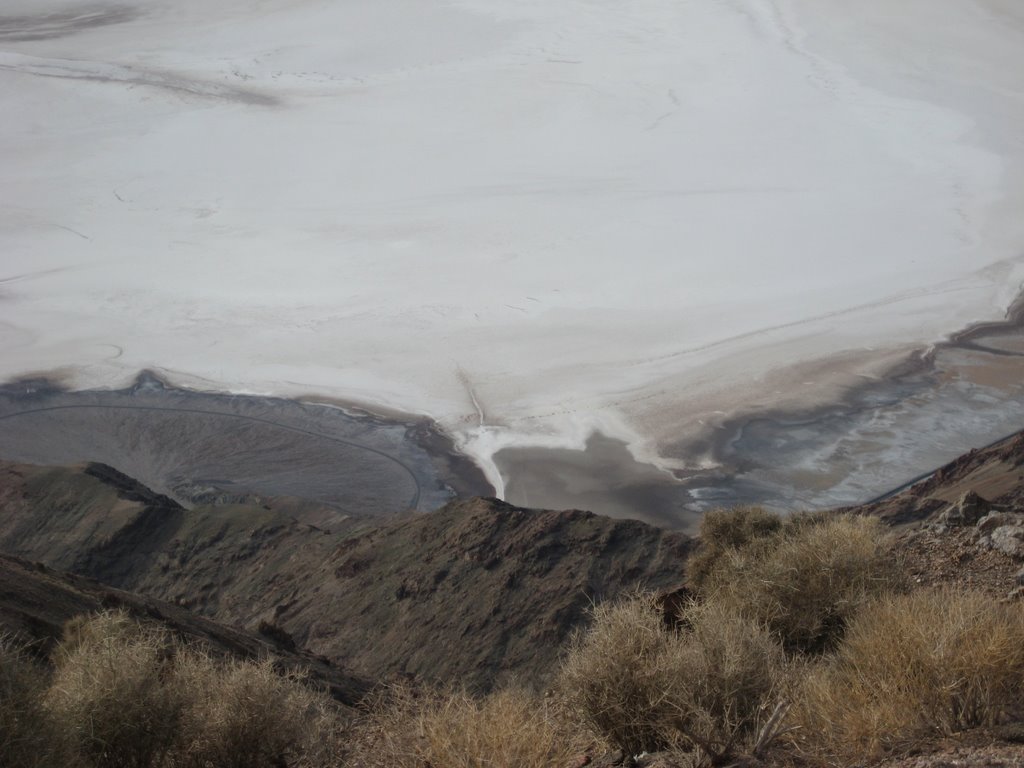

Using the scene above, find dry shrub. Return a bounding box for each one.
[0,637,74,768]
[789,589,1024,762]
[687,506,782,589]
[698,514,899,653]
[348,683,585,768]
[558,593,782,761]
[661,601,784,759]
[46,611,183,768]
[44,611,346,768]
[172,650,340,768]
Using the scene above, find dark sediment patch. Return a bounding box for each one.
[0,5,140,42]
[0,371,492,523]
[497,433,701,530]
[687,290,1024,511]
[0,55,281,107]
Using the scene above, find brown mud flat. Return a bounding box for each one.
[0,371,492,523]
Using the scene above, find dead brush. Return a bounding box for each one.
[45,611,183,768]
[0,635,75,768]
[347,682,586,768]
[696,514,901,653]
[171,649,340,768]
[558,593,784,764]
[686,506,783,590]
[788,588,1024,762]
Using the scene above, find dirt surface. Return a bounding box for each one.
[893,525,1021,597]
[872,731,1024,768]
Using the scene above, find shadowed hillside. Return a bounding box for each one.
[0,461,692,690]
[0,553,369,706]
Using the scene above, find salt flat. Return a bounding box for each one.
[2,0,1023,503]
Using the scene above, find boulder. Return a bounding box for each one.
[976,512,1020,536]
[988,525,1024,560]
[938,491,992,527]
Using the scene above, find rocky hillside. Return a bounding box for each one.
[2,428,1023,698]
[855,431,1024,600]
[860,430,1024,525]
[0,552,370,705]
[0,461,691,691]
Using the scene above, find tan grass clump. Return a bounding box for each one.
[42,611,346,768]
[789,588,1024,761]
[697,514,899,653]
[46,612,183,768]
[686,506,783,589]
[172,650,339,768]
[348,684,585,768]
[558,593,782,761]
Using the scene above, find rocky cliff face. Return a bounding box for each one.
[0,461,691,690]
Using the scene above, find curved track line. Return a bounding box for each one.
[0,403,422,511]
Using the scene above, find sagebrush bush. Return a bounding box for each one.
[789,589,1024,761]
[558,593,782,760]
[46,612,183,768]
[347,684,585,768]
[558,594,675,756]
[696,514,899,653]
[0,637,74,768]
[40,611,345,768]
[687,506,782,589]
[659,600,783,761]
[173,651,339,768]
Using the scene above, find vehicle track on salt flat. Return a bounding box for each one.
[0,403,422,511]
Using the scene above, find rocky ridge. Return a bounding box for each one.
[857,433,1024,601]
[0,460,691,691]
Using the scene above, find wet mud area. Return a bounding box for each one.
[0,372,492,522]
[498,302,1024,531]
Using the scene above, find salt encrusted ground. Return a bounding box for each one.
[2,0,1024,518]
